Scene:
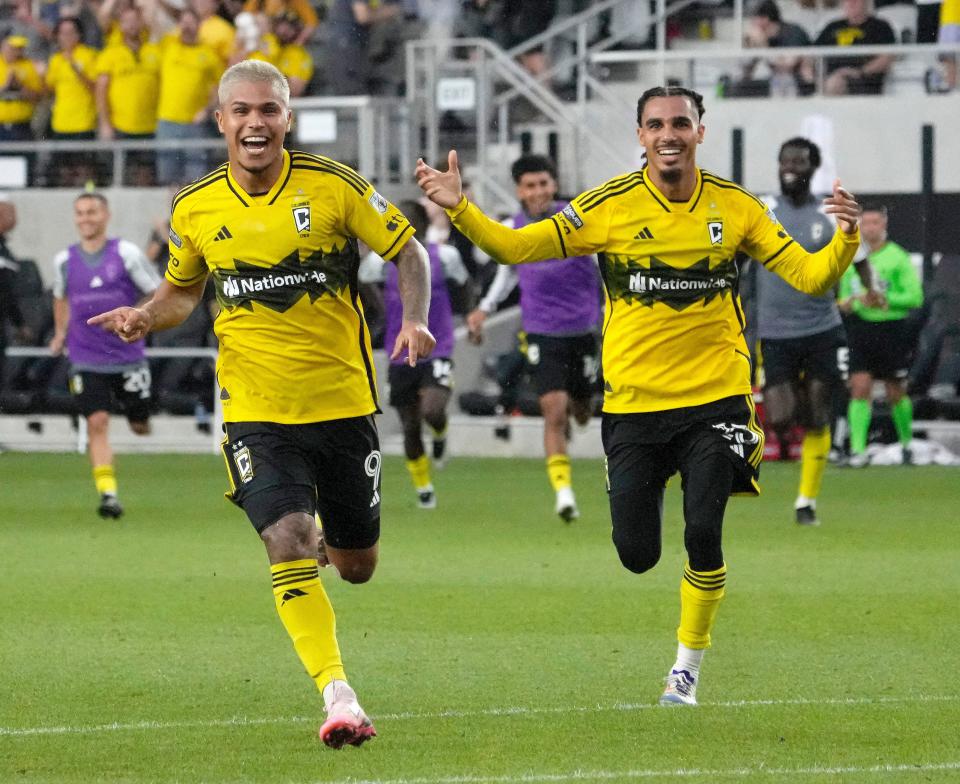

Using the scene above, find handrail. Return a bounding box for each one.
[4,345,222,453]
[589,41,960,62]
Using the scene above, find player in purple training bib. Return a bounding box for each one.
[48,192,160,518]
[467,155,602,523]
[368,200,472,508]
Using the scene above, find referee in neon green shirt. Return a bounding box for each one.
[839,203,923,465]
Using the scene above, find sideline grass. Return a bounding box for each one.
[1,452,958,783]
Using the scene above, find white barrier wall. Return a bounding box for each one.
[583,90,958,196]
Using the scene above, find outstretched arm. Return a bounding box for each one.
[416,150,565,265]
[87,278,207,343]
[390,239,436,366]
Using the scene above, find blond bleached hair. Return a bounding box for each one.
[218,59,290,107]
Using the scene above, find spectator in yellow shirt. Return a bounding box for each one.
[95,6,161,184]
[243,0,317,44]
[229,11,279,65]
[194,0,235,66]
[47,18,98,137]
[156,8,222,184]
[273,10,312,96]
[0,34,43,141]
[45,17,100,185]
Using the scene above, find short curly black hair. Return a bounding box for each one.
[778,136,822,170]
[636,86,705,126]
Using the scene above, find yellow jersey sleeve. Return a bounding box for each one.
[741,196,860,295]
[343,179,415,261]
[166,203,207,287]
[447,197,564,264]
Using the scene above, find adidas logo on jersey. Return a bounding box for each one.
[633,226,654,240]
[214,226,233,241]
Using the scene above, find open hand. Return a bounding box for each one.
[415,150,463,210]
[822,179,860,235]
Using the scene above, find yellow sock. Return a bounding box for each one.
[93,464,118,496]
[271,559,345,692]
[430,423,448,440]
[677,563,727,649]
[405,454,432,490]
[798,426,831,501]
[546,454,571,491]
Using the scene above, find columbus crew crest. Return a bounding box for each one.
[292,202,311,236]
[707,220,723,246]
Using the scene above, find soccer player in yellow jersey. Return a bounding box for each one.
[89,60,435,748]
[417,85,863,706]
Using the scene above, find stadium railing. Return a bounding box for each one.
[1,346,221,453]
[0,95,410,190]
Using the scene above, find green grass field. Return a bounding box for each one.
[1,451,958,783]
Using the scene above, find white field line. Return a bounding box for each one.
[1,693,957,739]
[330,762,960,784]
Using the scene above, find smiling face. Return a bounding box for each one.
[637,95,704,188]
[74,196,109,243]
[216,77,291,185]
[515,170,557,217]
[778,144,816,200]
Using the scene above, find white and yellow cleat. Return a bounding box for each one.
[659,669,698,706]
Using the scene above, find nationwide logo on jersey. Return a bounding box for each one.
[292,202,311,236]
[707,221,723,246]
[214,245,355,313]
[604,254,738,311]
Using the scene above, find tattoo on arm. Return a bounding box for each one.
[394,240,430,323]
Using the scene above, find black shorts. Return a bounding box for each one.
[761,325,848,389]
[388,357,454,408]
[846,316,914,380]
[221,416,381,549]
[69,365,153,422]
[602,395,765,500]
[524,332,599,399]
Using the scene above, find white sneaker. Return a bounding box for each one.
[319,680,376,749]
[846,452,870,468]
[659,668,698,706]
[555,486,579,523]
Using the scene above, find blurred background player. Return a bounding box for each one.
[417,86,862,707]
[88,61,434,748]
[466,154,601,523]
[0,199,32,412]
[839,204,924,466]
[751,136,880,526]
[365,199,470,508]
[48,192,160,518]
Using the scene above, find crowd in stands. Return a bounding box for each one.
[725,0,960,96]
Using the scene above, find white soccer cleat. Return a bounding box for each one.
[319,680,377,749]
[555,486,579,523]
[659,668,698,706]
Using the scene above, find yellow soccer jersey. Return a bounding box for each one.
[278,43,313,84]
[0,58,42,123]
[166,149,414,424]
[449,168,860,413]
[95,42,161,134]
[157,35,221,123]
[46,45,99,133]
